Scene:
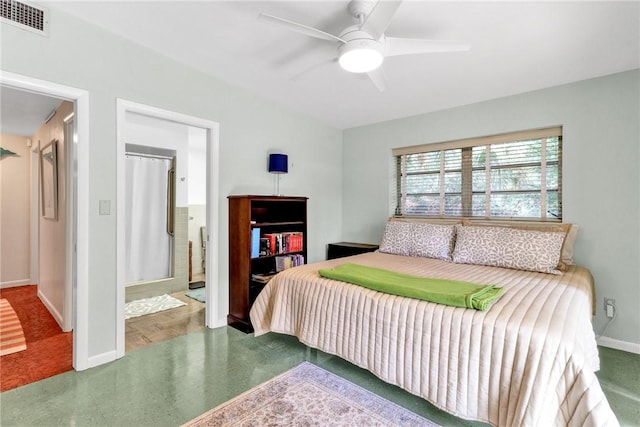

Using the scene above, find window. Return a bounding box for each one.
[394,127,562,220]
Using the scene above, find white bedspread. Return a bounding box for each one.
[250,252,618,427]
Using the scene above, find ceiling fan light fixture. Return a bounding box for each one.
[338,39,384,73]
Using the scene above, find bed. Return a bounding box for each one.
[250,221,619,426]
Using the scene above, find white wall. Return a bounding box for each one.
[0,134,31,286]
[32,101,73,326]
[0,8,343,361]
[188,126,207,205]
[342,70,640,348]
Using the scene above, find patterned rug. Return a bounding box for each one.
[183,362,439,426]
[124,294,186,319]
[0,299,27,356]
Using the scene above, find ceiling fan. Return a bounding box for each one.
[258,0,470,91]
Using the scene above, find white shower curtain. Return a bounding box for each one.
[125,155,172,284]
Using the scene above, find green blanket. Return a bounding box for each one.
[318,263,504,311]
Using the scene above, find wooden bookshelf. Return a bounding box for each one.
[227,195,308,332]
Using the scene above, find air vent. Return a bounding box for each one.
[1,0,48,36]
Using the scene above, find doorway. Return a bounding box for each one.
[115,100,221,359]
[0,93,73,391]
[122,114,202,352]
[0,71,90,372]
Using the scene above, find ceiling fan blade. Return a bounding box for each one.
[367,67,387,92]
[360,1,402,40]
[385,37,471,57]
[258,13,345,43]
[290,58,338,82]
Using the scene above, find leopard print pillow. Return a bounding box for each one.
[452,225,565,274]
[379,221,456,261]
[379,221,413,256]
[410,223,456,261]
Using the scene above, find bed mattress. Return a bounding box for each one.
[250,252,618,426]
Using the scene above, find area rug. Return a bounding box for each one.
[124,294,186,319]
[183,362,439,426]
[185,288,205,303]
[0,298,27,356]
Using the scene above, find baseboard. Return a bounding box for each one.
[209,317,227,329]
[87,350,118,369]
[37,289,64,330]
[1,279,32,288]
[597,336,640,354]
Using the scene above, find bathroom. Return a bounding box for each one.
[124,112,207,302]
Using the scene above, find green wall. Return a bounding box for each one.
[1,8,343,360]
[343,70,640,348]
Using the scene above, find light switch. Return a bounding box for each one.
[99,200,111,215]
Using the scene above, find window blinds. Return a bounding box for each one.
[394,127,562,220]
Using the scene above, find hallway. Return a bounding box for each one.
[0,285,72,391]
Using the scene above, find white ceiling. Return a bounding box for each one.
[35,1,640,129]
[0,86,62,136]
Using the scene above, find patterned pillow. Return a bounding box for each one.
[410,223,456,261]
[452,225,565,274]
[379,221,413,256]
[461,219,578,270]
[379,221,456,261]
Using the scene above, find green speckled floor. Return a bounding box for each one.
[1,326,638,426]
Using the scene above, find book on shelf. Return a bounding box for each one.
[251,272,276,284]
[262,232,303,255]
[251,227,260,258]
[275,254,305,272]
[259,238,271,256]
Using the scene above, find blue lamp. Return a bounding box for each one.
[268,153,288,195]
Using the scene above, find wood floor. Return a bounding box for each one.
[125,290,205,353]
[0,285,73,391]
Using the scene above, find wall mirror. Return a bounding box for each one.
[40,139,58,220]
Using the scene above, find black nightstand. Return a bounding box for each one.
[327,242,379,260]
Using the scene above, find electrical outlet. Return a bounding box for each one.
[604,297,616,319]
[603,297,615,311]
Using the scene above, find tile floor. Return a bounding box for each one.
[1,325,638,427]
[596,346,640,425]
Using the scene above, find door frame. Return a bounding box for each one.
[62,113,75,332]
[30,147,39,291]
[0,70,91,370]
[115,99,221,358]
